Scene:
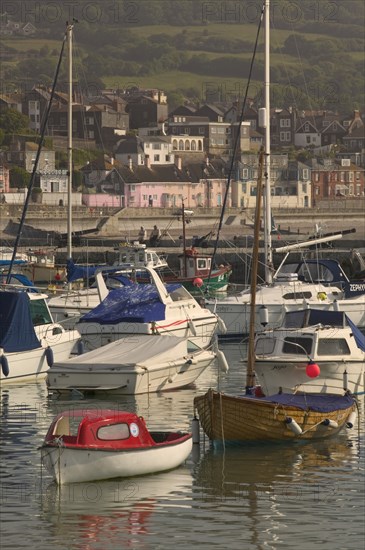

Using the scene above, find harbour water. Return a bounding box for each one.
[1,342,364,550]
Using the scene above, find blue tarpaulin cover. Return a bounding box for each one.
[66,259,134,287]
[79,283,181,324]
[345,314,365,352]
[0,291,41,352]
[243,392,355,412]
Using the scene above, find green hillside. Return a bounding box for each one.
[1,0,364,112]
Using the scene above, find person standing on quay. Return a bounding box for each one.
[149,225,161,246]
[138,226,147,243]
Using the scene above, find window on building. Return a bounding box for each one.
[154,154,160,162]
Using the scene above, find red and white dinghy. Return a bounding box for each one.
[41,409,192,485]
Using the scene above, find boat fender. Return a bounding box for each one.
[259,305,269,327]
[45,346,54,367]
[0,352,9,377]
[285,417,302,435]
[192,416,200,444]
[77,340,85,355]
[343,369,348,391]
[217,315,227,334]
[321,419,339,429]
[217,349,229,373]
[346,410,357,429]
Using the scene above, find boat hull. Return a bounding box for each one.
[0,331,80,384]
[206,293,365,337]
[194,389,355,442]
[255,359,365,396]
[41,437,192,484]
[47,351,216,394]
[78,318,218,351]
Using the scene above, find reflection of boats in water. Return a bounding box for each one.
[193,437,361,502]
[39,468,192,546]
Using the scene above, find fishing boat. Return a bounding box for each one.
[76,265,224,351]
[254,308,365,396]
[41,409,192,484]
[46,334,223,395]
[205,240,365,338]
[116,240,232,296]
[0,288,80,384]
[193,1,358,444]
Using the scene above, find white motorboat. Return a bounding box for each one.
[76,266,224,351]
[0,288,80,384]
[46,334,222,395]
[254,308,365,395]
[206,259,365,337]
[41,410,192,484]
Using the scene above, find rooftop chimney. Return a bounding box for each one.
[145,154,151,168]
[175,155,182,170]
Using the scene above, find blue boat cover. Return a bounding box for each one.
[345,314,365,352]
[79,283,181,324]
[0,273,37,289]
[66,259,134,287]
[0,291,41,352]
[247,393,355,412]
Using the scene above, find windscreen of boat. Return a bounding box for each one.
[98,423,130,440]
[29,298,52,325]
[255,337,276,355]
[282,337,313,356]
[317,338,351,355]
[282,292,313,300]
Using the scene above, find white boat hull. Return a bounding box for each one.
[207,297,365,336]
[78,318,218,351]
[0,330,80,384]
[47,350,216,394]
[41,438,192,484]
[255,359,365,396]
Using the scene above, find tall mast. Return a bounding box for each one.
[67,22,73,259]
[263,0,273,284]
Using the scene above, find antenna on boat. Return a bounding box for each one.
[6,28,68,284]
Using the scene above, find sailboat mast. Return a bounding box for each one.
[67,23,73,259]
[182,199,187,277]
[246,149,265,389]
[264,0,273,284]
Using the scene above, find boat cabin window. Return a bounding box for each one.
[29,298,52,325]
[53,415,82,436]
[121,253,127,263]
[282,292,312,300]
[282,337,313,356]
[98,423,130,440]
[197,259,207,269]
[317,338,351,355]
[255,337,276,355]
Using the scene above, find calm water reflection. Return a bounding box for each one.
[1,343,364,549]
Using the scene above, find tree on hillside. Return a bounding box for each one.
[9,167,30,188]
[0,109,31,134]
